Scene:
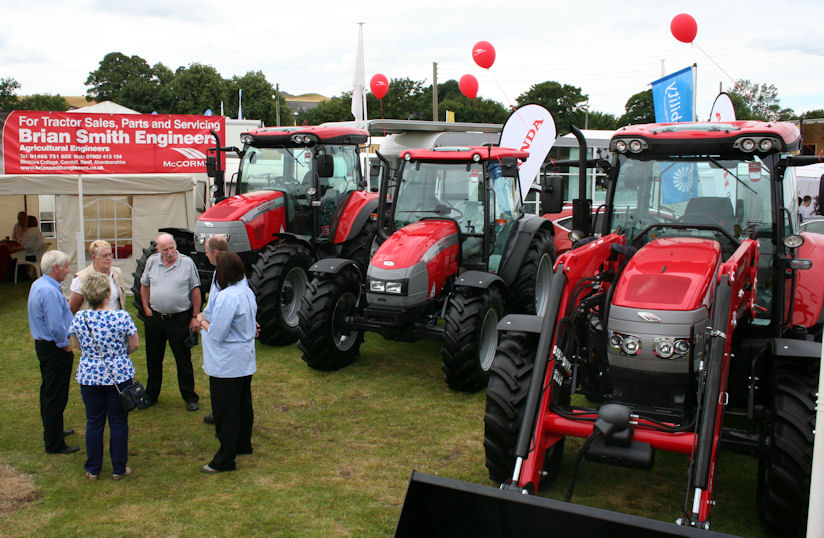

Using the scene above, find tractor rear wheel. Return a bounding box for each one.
[757,356,817,537]
[249,242,315,346]
[507,227,555,316]
[341,219,377,271]
[297,268,363,370]
[130,242,156,321]
[441,286,503,392]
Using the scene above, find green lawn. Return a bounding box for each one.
[0,281,765,536]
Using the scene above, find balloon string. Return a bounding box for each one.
[693,42,777,121]
[379,99,386,136]
[473,97,496,148]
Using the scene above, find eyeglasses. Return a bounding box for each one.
[96,253,113,259]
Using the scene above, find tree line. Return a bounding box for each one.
[3,52,822,132]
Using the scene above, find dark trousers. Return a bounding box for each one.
[144,312,198,403]
[80,383,129,475]
[35,340,74,453]
[209,375,253,471]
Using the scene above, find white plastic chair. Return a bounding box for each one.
[11,244,50,283]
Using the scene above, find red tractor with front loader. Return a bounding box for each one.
[297,145,560,391]
[132,125,378,345]
[397,121,824,536]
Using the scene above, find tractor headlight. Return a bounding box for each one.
[608,332,624,349]
[654,338,675,359]
[628,140,644,153]
[614,140,628,153]
[673,339,691,355]
[740,138,756,152]
[240,134,253,144]
[195,233,207,245]
[620,335,641,355]
[368,278,407,295]
[758,138,774,152]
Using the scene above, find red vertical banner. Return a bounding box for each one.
[0,111,225,174]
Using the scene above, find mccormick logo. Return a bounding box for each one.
[637,312,662,323]
[163,148,208,168]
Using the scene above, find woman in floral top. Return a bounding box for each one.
[69,272,139,480]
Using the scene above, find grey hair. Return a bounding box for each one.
[41,250,70,273]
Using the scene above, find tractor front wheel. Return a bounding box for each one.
[297,268,363,370]
[507,227,555,317]
[757,356,817,538]
[249,242,315,346]
[441,286,503,392]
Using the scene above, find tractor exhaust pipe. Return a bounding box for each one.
[570,125,592,237]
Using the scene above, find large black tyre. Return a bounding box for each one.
[340,219,377,271]
[441,286,504,392]
[506,227,555,317]
[297,268,363,370]
[249,242,315,346]
[484,331,565,487]
[757,357,818,538]
[131,242,156,321]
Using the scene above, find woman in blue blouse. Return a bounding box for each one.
[69,272,139,480]
[196,251,257,474]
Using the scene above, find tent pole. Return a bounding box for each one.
[77,174,86,269]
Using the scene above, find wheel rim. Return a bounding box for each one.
[478,307,499,371]
[281,266,308,328]
[534,253,553,318]
[332,291,359,351]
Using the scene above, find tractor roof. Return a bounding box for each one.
[400,146,529,162]
[241,125,369,147]
[612,120,801,153]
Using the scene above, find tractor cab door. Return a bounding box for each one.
[315,144,363,241]
[487,162,521,274]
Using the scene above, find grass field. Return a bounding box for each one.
[0,280,766,536]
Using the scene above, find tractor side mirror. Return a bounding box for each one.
[541,175,564,215]
[316,154,334,178]
[205,155,216,178]
[500,157,519,177]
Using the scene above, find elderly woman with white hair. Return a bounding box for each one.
[68,240,126,314]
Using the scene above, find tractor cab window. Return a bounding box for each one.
[237,146,311,194]
[610,155,773,247]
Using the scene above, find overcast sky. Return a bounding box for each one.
[2,0,823,119]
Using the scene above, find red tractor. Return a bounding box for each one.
[397,121,824,536]
[297,146,561,391]
[132,126,378,345]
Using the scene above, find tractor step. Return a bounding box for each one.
[396,471,736,537]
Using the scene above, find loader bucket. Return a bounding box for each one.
[395,471,736,537]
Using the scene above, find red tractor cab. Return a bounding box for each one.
[132,126,378,345]
[297,145,562,391]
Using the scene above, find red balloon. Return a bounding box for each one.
[370,73,389,100]
[670,13,697,43]
[472,40,496,69]
[459,74,478,100]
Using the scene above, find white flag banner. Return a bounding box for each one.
[351,23,367,127]
[709,92,736,122]
[499,104,557,201]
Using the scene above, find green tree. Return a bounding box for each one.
[226,71,290,125]
[1,77,21,110]
[516,81,588,134]
[297,93,353,125]
[728,80,794,121]
[617,89,654,126]
[799,109,824,120]
[585,110,618,130]
[421,79,509,123]
[15,94,68,111]
[85,52,154,104]
[166,63,226,115]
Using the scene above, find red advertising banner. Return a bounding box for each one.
[0,111,225,174]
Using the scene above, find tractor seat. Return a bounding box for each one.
[682,197,736,232]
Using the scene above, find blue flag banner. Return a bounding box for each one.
[651,66,694,123]
[661,162,696,204]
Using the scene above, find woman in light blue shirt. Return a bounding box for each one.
[196,251,257,474]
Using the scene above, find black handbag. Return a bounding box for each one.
[81,313,151,412]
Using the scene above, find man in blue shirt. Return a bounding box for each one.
[27,250,78,454]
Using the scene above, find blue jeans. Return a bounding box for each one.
[80,383,129,475]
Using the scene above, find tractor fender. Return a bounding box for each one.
[309,257,362,278]
[272,233,316,256]
[791,232,824,328]
[339,194,379,243]
[498,215,553,286]
[496,313,543,334]
[456,270,504,290]
[771,338,822,360]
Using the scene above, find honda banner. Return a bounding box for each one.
[709,92,736,122]
[651,66,694,123]
[499,104,556,201]
[0,111,225,174]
